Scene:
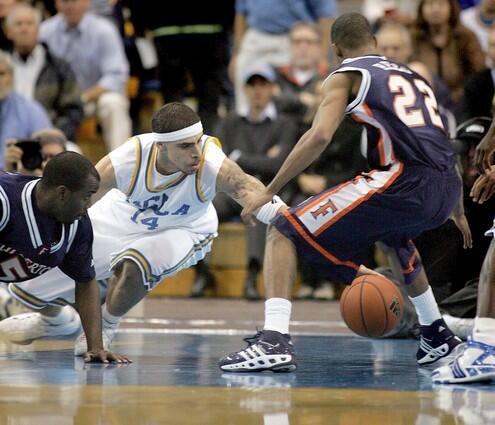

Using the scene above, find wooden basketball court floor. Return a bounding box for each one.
[0,298,493,425]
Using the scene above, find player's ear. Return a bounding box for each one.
[55,185,69,201]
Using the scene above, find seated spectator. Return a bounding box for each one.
[230,0,336,114]
[410,0,485,104]
[0,50,51,168]
[4,127,67,176]
[40,0,131,151]
[457,27,495,121]
[6,3,83,141]
[191,65,299,300]
[461,0,495,54]
[274,22,326,138]
[0,0,16,51]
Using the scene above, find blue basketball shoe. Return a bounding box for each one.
[432,339,495,384]
[218,330,297,372]
[417,318,463,366]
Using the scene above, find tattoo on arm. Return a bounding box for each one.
[218,159,265,206]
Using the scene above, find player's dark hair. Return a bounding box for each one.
[151,102,201,133]
[331,13,375,50]
[40,151,99,191]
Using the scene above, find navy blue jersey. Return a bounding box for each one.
[0,173,95,283]
[331,55,456,171]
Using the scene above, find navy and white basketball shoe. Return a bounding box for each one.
[417,318,463,366]
[218,330,297,372]
[432,339,495,384]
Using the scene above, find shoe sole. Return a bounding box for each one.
[219,363,297,373]
[433,372,495,384]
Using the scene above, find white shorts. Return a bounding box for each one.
[9,191,216,309]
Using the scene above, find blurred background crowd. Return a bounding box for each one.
[0,0,493,309]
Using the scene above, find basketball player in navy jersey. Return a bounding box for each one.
[0,152,129,364]
[219,13,464,372]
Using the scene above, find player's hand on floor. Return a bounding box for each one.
[83,349,132,364]
[470,171,495,204]
[452,214,472,249]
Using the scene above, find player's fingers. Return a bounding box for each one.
[479,180,495,203]
[471,177,485,202]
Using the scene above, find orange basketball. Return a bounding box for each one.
[339,274,404,337]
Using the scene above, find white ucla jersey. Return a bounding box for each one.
[108,133,226,233]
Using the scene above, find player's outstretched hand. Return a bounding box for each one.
[83,349,132,364]
[471,170,495,204]
[241,193,275,226]
[452,213,472,249]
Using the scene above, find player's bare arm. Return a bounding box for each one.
[216,158,287,225]
[92,155,117,205]
[240,71,360,222]
[74,278,131,364]
[474,116,495,173]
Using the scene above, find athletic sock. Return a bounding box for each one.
[473,317,495,346]
[42,305,75,325]
[264,298,292,334]
[102,304,121,328]
[409,287,441,326]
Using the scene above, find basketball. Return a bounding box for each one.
[340,274,404,337]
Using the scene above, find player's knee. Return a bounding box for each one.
[115,260,145,287]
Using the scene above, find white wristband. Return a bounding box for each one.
[255,195,286,224]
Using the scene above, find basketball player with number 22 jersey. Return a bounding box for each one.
[220,13,465,373]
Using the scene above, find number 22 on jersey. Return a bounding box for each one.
[388,74,443,129]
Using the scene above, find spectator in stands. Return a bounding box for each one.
[457,27,495,121]
[230,0,336,114]
[0,50,51,168]
[461,0,495,54]
[363,0,418,31]
[126,0,233,134]
[6,3,83,141]
[0,0,16,51]
[410,0,485,104]
[192,65,298,300]
[274,22,326,138]
[40,0,131,151]
[4,127,67,176]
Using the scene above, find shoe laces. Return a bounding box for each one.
[243,330,263,347]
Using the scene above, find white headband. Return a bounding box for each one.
[152,121,203,143]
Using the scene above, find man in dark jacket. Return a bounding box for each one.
[6,2,83,141]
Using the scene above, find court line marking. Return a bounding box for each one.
[116,328,350,337]
[122,318,347,328]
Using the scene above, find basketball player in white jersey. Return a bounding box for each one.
[0,102,286,354]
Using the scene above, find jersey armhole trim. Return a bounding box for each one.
[195,137,221,203]
[0,186,10,232]
[126,136,142,197]
[327,67,371,114]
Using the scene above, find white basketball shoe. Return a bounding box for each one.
[0,306,81,344]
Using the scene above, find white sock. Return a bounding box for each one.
[409,287,441,325]
[42,306,75,325]
[102,304,121,327]
[264,298,291,334]
[473,317,495,346]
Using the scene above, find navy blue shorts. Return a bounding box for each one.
[273,163,461,285]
